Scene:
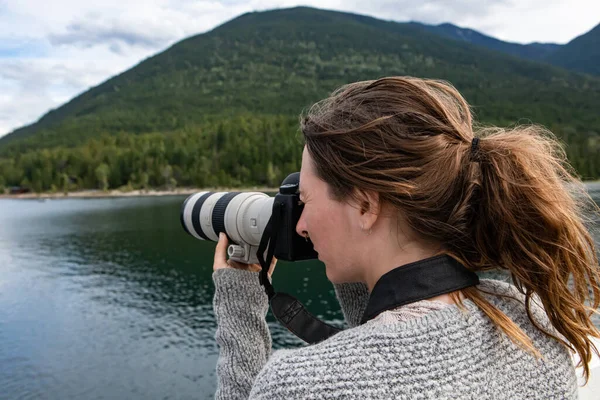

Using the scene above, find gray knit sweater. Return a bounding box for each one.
[212,268,578,399]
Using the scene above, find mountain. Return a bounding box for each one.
[411,22,560,62]
[408,21,600,77]
[1,6,599,191]
[0,7,599,156]
[545,23,600,76]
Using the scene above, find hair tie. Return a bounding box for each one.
[470,137,480,162]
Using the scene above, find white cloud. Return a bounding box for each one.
[0,0,598,138]
[0,56,123,134]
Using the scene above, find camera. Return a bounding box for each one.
[180,172,318,264]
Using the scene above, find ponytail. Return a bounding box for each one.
[455,125,600,382]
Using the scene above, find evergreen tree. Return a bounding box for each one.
[95,163,110,191]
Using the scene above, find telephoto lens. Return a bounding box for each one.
[180,191,274,264]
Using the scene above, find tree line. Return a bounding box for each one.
[0,114,598,194]
[0,114,303,193]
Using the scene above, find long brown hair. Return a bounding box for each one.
[300,76,600,381]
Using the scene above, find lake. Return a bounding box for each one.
[1,187,599,399]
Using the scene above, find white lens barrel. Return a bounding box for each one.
[181,191,274,263]
[223,192,274,246]
[181,191,211,240]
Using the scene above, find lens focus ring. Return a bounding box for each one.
[212,192,241,238]
[191,192,213,240]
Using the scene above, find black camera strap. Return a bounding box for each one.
[257,200,343,344]
[256,202,480,345]
[359,254,480,324]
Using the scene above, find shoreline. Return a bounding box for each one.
[0,187,281,200]
[2,181,599,201]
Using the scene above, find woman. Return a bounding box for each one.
[211,77,600,399]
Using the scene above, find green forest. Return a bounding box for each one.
[0,114,304,193]
[1,7,599,193]
[1,112,598,194]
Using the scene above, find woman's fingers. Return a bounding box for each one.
[213,233,229,271]
[269,257,278,277]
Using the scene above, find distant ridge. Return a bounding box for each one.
[1,6,599,154]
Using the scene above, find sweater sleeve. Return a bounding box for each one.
[212,268,272,400]
[333,282,370,328]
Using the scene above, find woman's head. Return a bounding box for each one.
[297,77,478,282]
[298,76,600,380]
[296,145,443,285]
[295,145,434,285]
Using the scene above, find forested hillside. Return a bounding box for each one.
[1,7,599,193]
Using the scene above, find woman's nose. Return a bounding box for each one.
[296,213,307,238]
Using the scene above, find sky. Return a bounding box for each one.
[0,0,599,138]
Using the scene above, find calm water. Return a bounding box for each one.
[0,188,599,400]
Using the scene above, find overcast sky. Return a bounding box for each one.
[1,0,598,138]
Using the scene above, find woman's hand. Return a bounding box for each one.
[213,232,277,277]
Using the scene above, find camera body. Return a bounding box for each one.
[272,173,318,262]
[180,172,318,264]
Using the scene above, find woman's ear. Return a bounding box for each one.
[360,200,370,215]
[355,189,380,231]
[358,189,380,216]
